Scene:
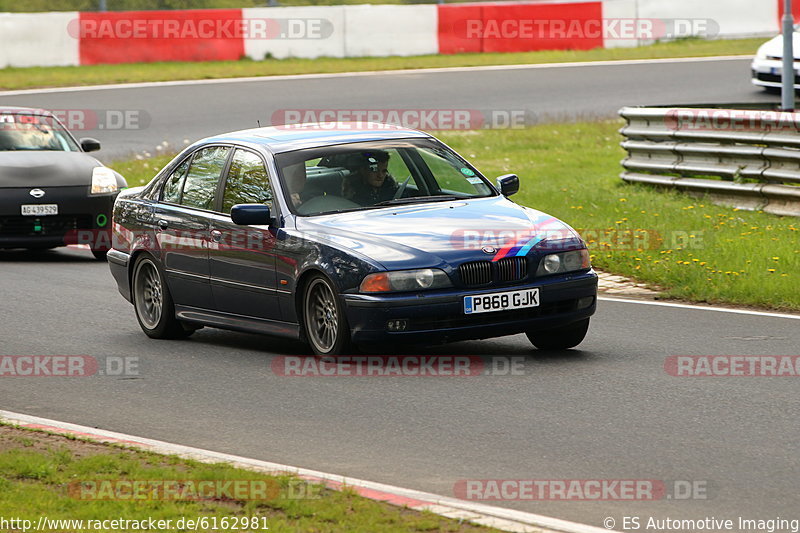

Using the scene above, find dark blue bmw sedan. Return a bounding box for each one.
[108,124,597,355]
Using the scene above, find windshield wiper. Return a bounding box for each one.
[373,195,459,207]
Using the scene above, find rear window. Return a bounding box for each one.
[0,113,79,152]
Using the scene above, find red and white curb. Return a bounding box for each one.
[0,410,612,533]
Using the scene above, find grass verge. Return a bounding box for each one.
[0,423,497,533]
[0,38,762,91]
[110,120,799,311]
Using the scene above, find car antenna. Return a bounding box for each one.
[257,120,261,127]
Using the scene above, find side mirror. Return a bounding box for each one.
[231,204,273,226]
[496,174,519,197]
[80,138,101,152]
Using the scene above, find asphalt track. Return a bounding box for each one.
[0,57,777,160]
[1,57,799,529]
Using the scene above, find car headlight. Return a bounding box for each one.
[360,268,452,293]
[536,249,590,276]
[91,166,118,195]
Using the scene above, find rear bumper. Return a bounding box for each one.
[343,271,597,345]
[108,248,132,302]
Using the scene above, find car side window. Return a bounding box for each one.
[222,149,273,214]
[162,158,191,203]
[179,146,231,211]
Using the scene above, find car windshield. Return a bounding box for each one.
[0,113,80,152]
[275,139,495,216]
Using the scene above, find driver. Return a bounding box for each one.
[342,150,398,205]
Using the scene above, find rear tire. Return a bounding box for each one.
[527,318,589,350]
[132,255,192,339]
[302,274,351,356]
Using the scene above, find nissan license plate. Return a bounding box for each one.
[21,204,58,216]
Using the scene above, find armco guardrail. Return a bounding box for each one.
[619,106,800,217]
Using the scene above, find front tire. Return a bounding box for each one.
[527,318,589,350]
[132,255,192,339]
[302,274,350,356]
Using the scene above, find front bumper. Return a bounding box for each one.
[0,186,116,249]
[751,58,800,88]
[343,270,597,344]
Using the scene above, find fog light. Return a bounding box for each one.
[387,319,408,332]
[577,296,594,309]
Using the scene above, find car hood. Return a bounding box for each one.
[296,196,583,270]
[0,151,103,188]
[757,33,800,60]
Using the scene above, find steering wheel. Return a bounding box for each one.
[392,175,412,200]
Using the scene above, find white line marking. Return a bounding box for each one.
[0,409,614,533]
[0,55,751,96]
[598,296,800,320]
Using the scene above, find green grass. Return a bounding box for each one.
[112,148,177,183]
[110,121,800,311]
[0,424,497,532]
[0,38,761,91]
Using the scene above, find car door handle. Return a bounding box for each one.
[157,219,169,230]
[210,229,222,242]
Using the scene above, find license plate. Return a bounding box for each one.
[464,288,539,314]
[21,204,58,216]
[768,67,798,76]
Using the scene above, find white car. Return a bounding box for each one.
[751,29,800,91]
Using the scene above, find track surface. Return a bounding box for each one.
[2,57,798,529]
[0,57,776,160]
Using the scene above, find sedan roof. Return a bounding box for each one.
[200,122,432,154]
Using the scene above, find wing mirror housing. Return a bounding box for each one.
[496,174,520,197]
[231,204,273,226]
[80,137,101,152]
